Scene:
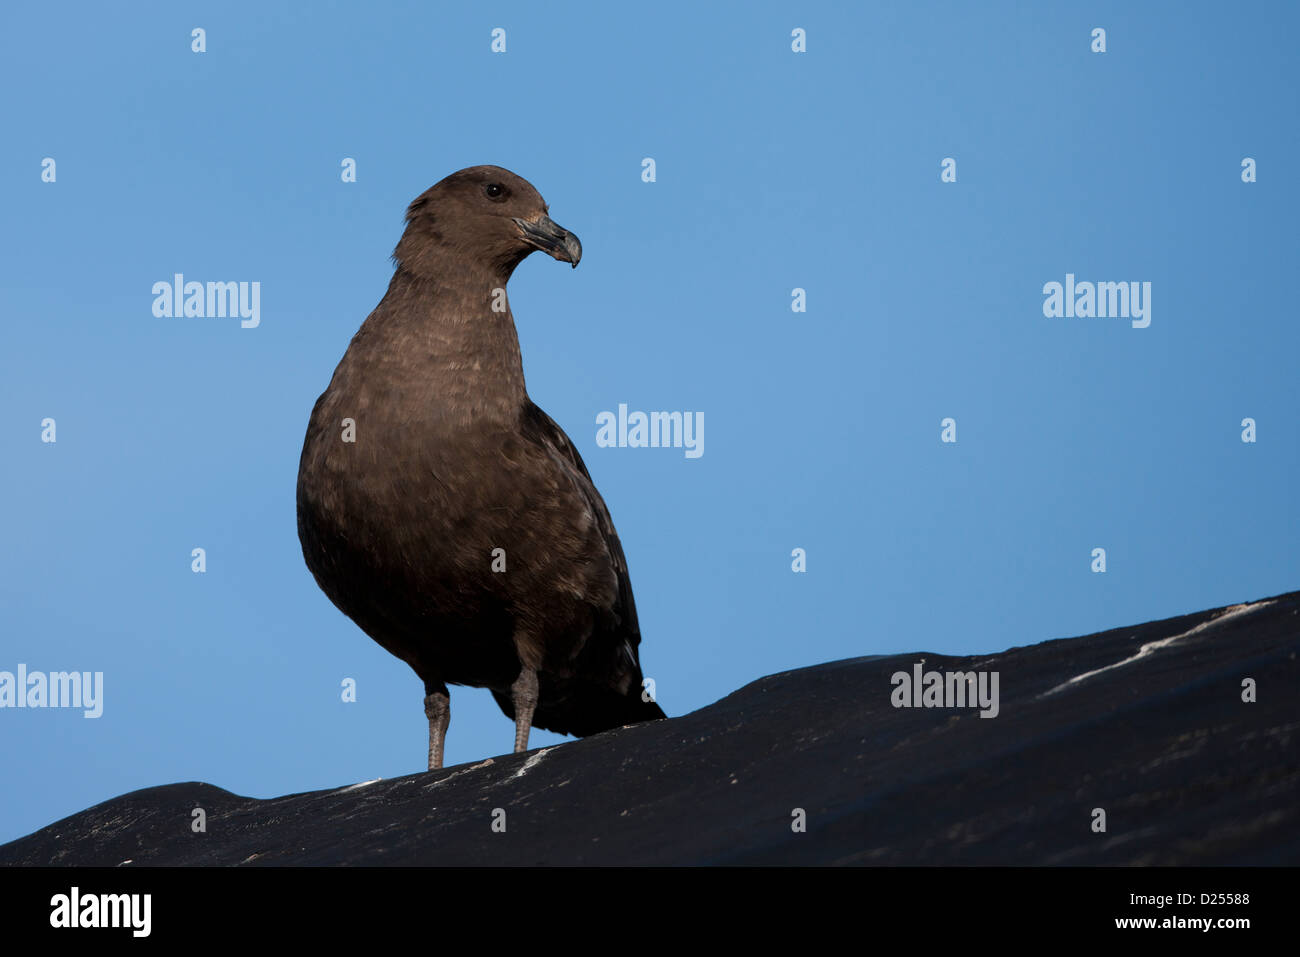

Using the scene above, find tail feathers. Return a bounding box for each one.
[493,678,666,739]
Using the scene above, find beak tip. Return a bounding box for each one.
[516,214,582,270]
[564,236,582,269]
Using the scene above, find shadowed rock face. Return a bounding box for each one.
[3,589,1297,866]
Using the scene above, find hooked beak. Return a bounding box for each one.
[513,214,582,268]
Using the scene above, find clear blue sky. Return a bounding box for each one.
[2,1,1296,845]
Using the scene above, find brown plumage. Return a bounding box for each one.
[296,166,664,769]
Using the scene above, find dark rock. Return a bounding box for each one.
[3,590,1296,865]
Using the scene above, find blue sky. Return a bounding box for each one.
[2,1,1296,845]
